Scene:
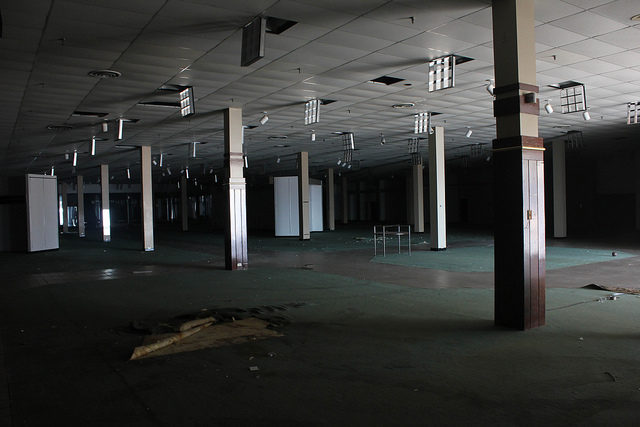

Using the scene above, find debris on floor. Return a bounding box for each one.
[583,283,640,295]
[128,303,304,360]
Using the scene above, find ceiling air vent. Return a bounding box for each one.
[88,70,121,79]
[370,76,405,85]
[392,103,415,109]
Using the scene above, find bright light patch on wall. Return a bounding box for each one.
[428,55,455,92]
[179,87,195,117]
[304,99,320,125]
[102,209,111,238]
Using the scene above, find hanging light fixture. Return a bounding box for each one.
[191,142,197,158]
[465,127,473,138]
[260,112,269,125]
[127,168,131,180]
[544,100,554,114]
[583,108,591,121]
[50,165,55,176]
[185,167,189,179]
[72,150,78,167]
[101,122,108,133]
[167,167,172,175]
[276,156,281,164]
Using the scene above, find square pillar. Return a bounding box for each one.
[140,146,154,251]
[326,168,335,231]
[181,175,188,232]
[429,126,447,249]
[412,164,425,233]
[77,175,85,237]
[100,164,110,242]
[342,176,348,224]
[552,139,567,238]
[492,0,545,330]
[224,107,248,270]
[61,182,68,233]
[298,151,310,240]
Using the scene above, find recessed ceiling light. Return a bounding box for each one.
[87,70,121,79]
[392,103,415,109]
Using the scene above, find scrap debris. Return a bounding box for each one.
[128,303,305,360]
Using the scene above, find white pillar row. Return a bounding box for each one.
[412,164,425,233]
[77,175,85,238]
[429,126,447,250]
[140,146,154,251]
[552,139,567,238]
[100,164,110,242]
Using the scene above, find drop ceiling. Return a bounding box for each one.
[1,0,640,182]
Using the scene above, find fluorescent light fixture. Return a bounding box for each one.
[304,99,320,125]
[465,127,473,138]
[167,167,172,175]
[244,155,248,168]
[50,166,55,176]
[152,159,158,166]
[260,112,269,125]
[91,136,96,156]
[311,130,316,141]
[101,122,108,133]
[127,168,131,180]
[544,100,553,114]
[116,118,124,140]
[337,159,342,166]
[209,168,214,174]
[214,174,218,183]
[177,181,180,189]
[191,141,197,158]
[159,153,164,167]
[583,110,591,121]
[428,55,455,92]
[179,86,195,117]
[347,163,352,169]
[628,102,639,125]
[65,153,70,160]
[185,167,189,179]
[72,150,78,167]
[414,112,430,134]
[276,156,281,164]
[349,133,355,150]
[486,79,494,96]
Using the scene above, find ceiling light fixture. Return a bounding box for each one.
[486,79,495,96]
[87,69,121,79]
[260,112,269,125]
[544,100,554,114]
[159,152,164,167]
[116,118,124,140]
[72,150,78,167]
[191,142,197,158]
[152,159,158,166]
[179,86,195,117]
[305,99,320,125]
[465,127,473,138]
[311,130,316,141]
[101,122,108,133]
[127,168,131,180]
[185,167,189,179]
[50,166,55,176]
[91,136,96,156]
[380,133,385,145]
[583,109,591,121]
[276,156,281,164]
[167,167,172,175]
[244,155,249,168]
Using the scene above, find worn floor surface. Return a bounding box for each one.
[1,225,640,426]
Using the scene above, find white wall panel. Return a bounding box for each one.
[26,174,59,252]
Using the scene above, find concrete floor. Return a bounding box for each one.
[2,225,640,426]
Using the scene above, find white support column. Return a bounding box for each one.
[61,182,68,233]
[77,175,85,237]
[429,126,447,250]
[181,175,188,232]
[140,146,154,251]
[224,107,248,270]
[412,164,425,233]
[326,168,335,231]
[342,176,348,224]
[298,151,310,240]
[552,139,567,238]
[100,164,111,242]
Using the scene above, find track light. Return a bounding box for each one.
[583,109,591,121]
[380,133,385,145]
[337,159,342,166]
[465,127,472,138]
[127,168,131,180]
[152,159,158,166]
[117,118,124,140]
[50,166,55,176]
[167,167,172,175]
[486,79,494,96]
[347,163,352,169]
[311,130,316,141]
[276,156,281,164]
[544,100,553,114]
[185,167,189,179]
[260,112,269,125]
[91,136,96,156]
[72,150,78,167]
[159,153,163,167]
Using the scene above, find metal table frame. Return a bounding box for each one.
[373,224,411,256]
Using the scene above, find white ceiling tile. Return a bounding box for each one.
[552,11,628,37]
[591,0,640,25]
[535,24,588,46]
[430,21,493,44]
[595,27,640,49]
[561,38,626,58]
[600,51,640,67]
[534,0,583,23]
